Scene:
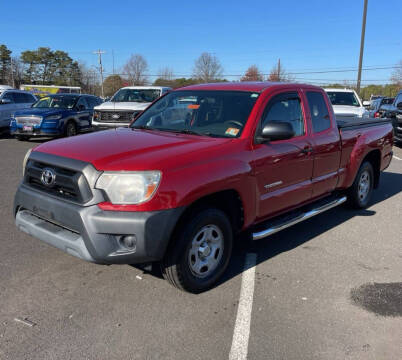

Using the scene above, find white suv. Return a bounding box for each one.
[92,86,171,130]
[0,89,37,130]
[325,88,369,118]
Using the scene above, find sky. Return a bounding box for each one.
[2,0,401,85]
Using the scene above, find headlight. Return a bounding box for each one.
[95,171,161,204]
[93,111,99,120]
[22,148,32,176]
[46,114,62,120]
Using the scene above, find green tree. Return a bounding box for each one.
[0,44,12,84]
[103,75,124,96]
[21,47,79,85]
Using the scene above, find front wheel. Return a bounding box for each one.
[65,121,77,137]
[161,208,233,293]
[348,161,374,209]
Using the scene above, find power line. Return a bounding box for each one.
[103,65,402,78]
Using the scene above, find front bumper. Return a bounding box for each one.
[14,184,184,264]
[11,128,61,137]
[92,120,130,130]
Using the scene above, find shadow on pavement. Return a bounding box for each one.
[218,170,402,287]
[133,171,402,289]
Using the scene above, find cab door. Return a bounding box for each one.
[252,91,314,220]
[304,90,341,197]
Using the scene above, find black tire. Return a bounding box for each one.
[161,208,233,293]
[348,161,374,209]
[65,121,77,137]
[16,135,29,141]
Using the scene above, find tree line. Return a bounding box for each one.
[1,44,401,99]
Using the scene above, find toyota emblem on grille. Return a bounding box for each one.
[40,168,56,187]
[112,113,120,119]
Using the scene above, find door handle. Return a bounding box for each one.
[301,146,313,154]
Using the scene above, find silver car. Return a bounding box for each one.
[0,90,37,130]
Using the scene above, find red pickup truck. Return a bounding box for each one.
[14,82,393,293]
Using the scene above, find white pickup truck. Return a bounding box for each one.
[325,88,369,119]
[92,86,171,130]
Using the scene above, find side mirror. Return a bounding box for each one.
[77,104,85,111]
[363,100,370,107]
[397,102,402,110]
[0,98,11,104]
[131,111,143,122]
[258,122,295,143]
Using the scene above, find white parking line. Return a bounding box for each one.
[229,253,257,360]
[393,155,402,161]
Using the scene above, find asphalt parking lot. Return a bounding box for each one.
[0,136,401,360]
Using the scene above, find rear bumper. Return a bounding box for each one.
[14,184,184,264]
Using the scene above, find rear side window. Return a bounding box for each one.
[306,92,331,133]
[24,93,36,103]
[262,92,305,137]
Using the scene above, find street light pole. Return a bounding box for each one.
[357,0,368,95]
[93,49,106,98]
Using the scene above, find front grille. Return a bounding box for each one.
[97,111,140,123]
[15,116,42,126]
[24,161,92,203]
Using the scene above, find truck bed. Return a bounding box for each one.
[336,116,392,130]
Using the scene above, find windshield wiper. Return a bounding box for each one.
[132,125,153,130]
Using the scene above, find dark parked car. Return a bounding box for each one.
[368,97,394,118]
[387,91,402,144]
[10,93,102,141]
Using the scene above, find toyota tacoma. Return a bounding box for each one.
[14,82,393,293]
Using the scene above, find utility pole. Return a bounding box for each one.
[112,49,115,75]
[93,49,106,98]
[357,0,368,94]
[278,58,281,81]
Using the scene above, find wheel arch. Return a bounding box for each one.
[361,149,381,188]
[171,189,245,241]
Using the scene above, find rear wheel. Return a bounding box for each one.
[161,208,233,293]
[65,121,77,137]
[348,161,374,209]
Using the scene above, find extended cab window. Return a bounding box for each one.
[261,92,304,137]
[306,91,331,133]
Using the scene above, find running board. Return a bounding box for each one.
[252,196,347,240]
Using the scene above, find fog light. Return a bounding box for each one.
[121,235,137,250]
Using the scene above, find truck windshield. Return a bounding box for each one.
[131,90,260,138]
[33,95,79,109]
[111,89,161,103]
[326,92,360,107]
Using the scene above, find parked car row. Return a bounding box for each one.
[0,86,171,141]
[358,90,402,144]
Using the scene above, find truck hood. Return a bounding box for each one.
[33,127,233,171]
[13,108,66,117]
[332,105,367,117]
[94,101,150,111]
